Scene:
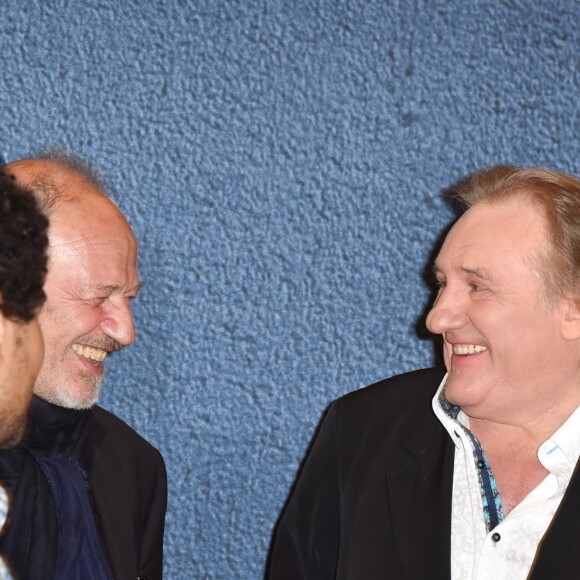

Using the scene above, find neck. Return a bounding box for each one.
[468,392,580,453]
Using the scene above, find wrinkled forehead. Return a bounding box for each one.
[49,194,138,258]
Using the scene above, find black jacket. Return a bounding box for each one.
[269,367,580,579]
[0,401,167,580]
[90,406,167,580]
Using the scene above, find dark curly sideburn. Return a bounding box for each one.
[0,170,49,322]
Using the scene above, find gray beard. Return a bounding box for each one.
[36,373,103,410]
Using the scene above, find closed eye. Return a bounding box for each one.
[86,296,108,306]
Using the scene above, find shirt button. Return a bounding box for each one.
[491,532,501,543]
[478,460,486,469]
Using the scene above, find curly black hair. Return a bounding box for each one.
[0,171,49,322]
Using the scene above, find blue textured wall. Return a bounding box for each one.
[1,1,579,577]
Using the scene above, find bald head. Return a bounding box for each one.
[4,158,107,216]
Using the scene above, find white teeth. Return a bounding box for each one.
[453,344,488,355]
[72,344,107,362]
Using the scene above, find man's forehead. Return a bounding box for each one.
[50,198,137,246]
[48,236,137,259]
[434,200,549,273]
[57,249,141,294]
[47,211,139,278]
[456,198,544,235]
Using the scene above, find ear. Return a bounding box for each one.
[561,297,580,341]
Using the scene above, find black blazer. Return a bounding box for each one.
[90,406,167,580]
[269,367,580,579]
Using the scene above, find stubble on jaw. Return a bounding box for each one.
[0,410,26,449]
[51,375,103,410]
[33,342,105,410]
[34,301,115,409]
[35,365,104,410]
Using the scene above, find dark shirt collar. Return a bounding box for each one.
[25,395,91,469]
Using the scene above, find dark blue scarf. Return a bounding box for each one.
[0,396,113,579]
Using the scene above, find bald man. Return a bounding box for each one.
[0,153,166,580]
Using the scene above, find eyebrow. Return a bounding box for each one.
[92,281,144,293]
[432,264,495,282]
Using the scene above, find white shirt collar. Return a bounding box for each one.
[432,372,580,479]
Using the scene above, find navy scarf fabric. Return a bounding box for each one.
[0,396,113,579]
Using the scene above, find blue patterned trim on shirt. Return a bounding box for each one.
[439,391,504,531]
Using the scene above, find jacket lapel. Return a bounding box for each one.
[89,411,137,580]
[386,414,455,580]
[529,457,580,579]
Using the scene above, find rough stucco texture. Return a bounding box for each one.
[1,0,579,577]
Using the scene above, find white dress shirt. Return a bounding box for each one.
[433,374,580,580]
[0,485,12,579]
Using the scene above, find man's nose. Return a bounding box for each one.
[100,299,136,346]
[426,291,469,335]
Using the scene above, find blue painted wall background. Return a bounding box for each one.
[1,1,579,576]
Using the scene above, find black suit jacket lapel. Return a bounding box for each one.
[89,411,138,580]
[529,457,580,579]
[386,413,454,580]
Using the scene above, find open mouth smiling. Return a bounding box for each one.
[452,344,488,355]
[72,344,108,362]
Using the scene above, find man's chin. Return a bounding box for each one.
[442,374,470,407]
[37,379,103,410]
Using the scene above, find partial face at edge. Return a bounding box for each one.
[0,316,44,448]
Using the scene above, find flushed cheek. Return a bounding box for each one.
[70,307,103,330]
[61,316,103,347]
[40,325,87,357]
